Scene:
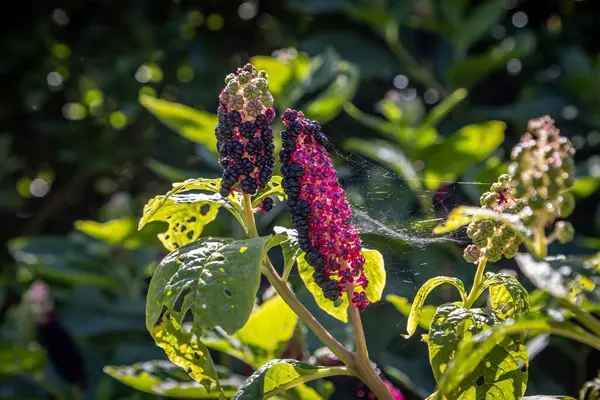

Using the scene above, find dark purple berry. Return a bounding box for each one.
[220,158,232,168]
[282,109,298,121]
[258,168,272,186]
[315,132,329,146]
[255,115,270,130]
[239,122,257,139]
[236,158,255,175]
[283,177,301,198]
[283,139,297,152]
[261,197,274,212]
[217,106,228,123]
[279,150,291,164]
[261,127,274,142]
[265,108,275,121]
[240,177,258,195]
[228,141,244,159]
[287,120,303,135]
[321,280,340,301]
[246,137,263,155]
[294,200,311,216]
[283,163,304,178]
[226,111,242,127]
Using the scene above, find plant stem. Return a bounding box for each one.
[533,226,547,259]
[242,194,259,238]
[264,366,356,399]
[463,256,488,308]
[348,294,395,400]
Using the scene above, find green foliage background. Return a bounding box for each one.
[1,0,600,399]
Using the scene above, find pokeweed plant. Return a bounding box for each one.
[105,63,395,400]
[395,116,600,400]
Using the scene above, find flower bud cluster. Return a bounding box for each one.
[215,63,276,197]
[279,109,369,310]
[508,115,575,237]
[464,174,525,263]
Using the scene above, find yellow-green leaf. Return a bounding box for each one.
[386,295,436,331]
[362,248,386,303]
[140,95,218,151]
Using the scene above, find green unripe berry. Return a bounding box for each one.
[557,193,575,218]
[466,222,478,239]
[513,234,524,246]
[562,173,575,188]
[226,80,239,94]
[473,230,487,247]
[258,70,268,79]
[224,73,236,84]
[243,85,261,100]
[498,174,511,183]
[254,78,269,92]
[546,181,560,198]
[238,71,251,84]
[504,243,519,259]
[483,246,502,262]
[481,192,497,207]
[532,172,545,189]
[555,221,575,243]
[463,245,481,263]
[261,92,274,107]
[546,164,561,179]
[229,94,245,111]
[492,234,505,248]
[491,183,504,193]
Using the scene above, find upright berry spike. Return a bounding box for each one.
[215,63,275,197]
[279,108,369,310]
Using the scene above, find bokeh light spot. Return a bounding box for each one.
[30,178,50,198]
[109,111,128,130]
[207,14,224,31]
[62,103,87,120]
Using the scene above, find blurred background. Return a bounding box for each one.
[2,0,600,399]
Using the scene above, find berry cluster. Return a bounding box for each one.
[508,115,576,242]
[215,63,275,197]
[464,175,525,263]
[279,109,369,310]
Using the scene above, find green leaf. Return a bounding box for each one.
[482,272,530,319]
[455,0,505,52]
[430,304,528,400]
[297,253,349,323]
[0,345,45,376]
[146,236,271,336]
[231,359,354,400]
[580,374,600,400]
[9,236,116,288]
[103,360,241,398]
[201,330,256,368]
[304,61,359,123]
[74,217,161,249]
[386,295,436,331]
[439,316,600,397]
[148,317,221,389]
[421,121,505,190]
[146,158,198,182]
[297,247,382,323]
[449,32,536,88]
[403,277,466,338]
[571,176,600,199]
[234,296,298,360]
[140,95,218,152]
[522,397,576,400]
[421,88,468,127]
[362,248,386,303]
[433,206,532,239]
[252,176,286,207]
[249,56,293,99]
[139,178,246,249]
[273,226,302,281]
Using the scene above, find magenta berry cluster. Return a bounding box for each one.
[215,63,275,197]
[279,109,369,310]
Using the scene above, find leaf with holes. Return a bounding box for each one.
[139,178,247,249]
[482,272,530,319]
[103,360,242,398]
[231,359,354,400]
[140,95,218,153]
[386,295,436,331]
[146,237,271,337]
[233,296,297,365]
[403,277,466,338]
[433,206,532,239]
[429,304,528,400]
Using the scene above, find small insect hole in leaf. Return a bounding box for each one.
[200,204,211,215]
[194,352,200,359]
[187,367,193,374]
[224,289,233,297]
[187,230,194,240]
[181,224,187,232]
[476,376,484,386]
[214,255,225,262]
[187,216,197,223]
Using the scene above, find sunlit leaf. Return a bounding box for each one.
[249,56,293,99]
[139,178,246,248]
[272,226,302,281]
[482,272,530,319]
[233,296,297,361]
[231,359,354,399]
[304,61,359,123]
[362,248,386,303]
[421,88,468,127]
[421,121,505,190]
[386,295,436,331]
[403,277,466,338]
[454,0,505,53]
[75,217,161,249]
[252,176,286,207]
[140,95,218,152]
[104,360,241,398]
[571,176,600,199]
[430,304,528,400]
[0,345,45,376]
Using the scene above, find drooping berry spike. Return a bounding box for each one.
[279,109,369,310]
[215,63,275,197]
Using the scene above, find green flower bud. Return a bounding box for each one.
[555,221,575,243]
[258,70,268,79]
[481,192,497,207]
[226,80,239,94]
[261,92,274,107]
[504,243,519,259]
[557,193,575,218]
[224,73,236,84]
[479,221,494,237]
[243,85,261,100]
[463,245,481,263]
[246,99,263,117]
[254,78,269,92]
[238,71,251,85]
[229,94,245,111]
[491,183,504,193]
